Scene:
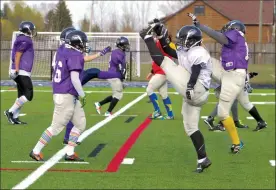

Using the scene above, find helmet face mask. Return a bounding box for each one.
[65,30,91,53]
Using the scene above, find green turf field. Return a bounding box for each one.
[0,87,275,189]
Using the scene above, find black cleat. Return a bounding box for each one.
[14,118,27,125]
[29,151,44,161]
[65,153,84,161]
[204,116,215,130]
[195,158,212,173]
[209,122,225,132]
[63,139,68,145]
[234,120,248,129]
[231,141,244,154]
[4,110,15,124]
[253,121,267,131]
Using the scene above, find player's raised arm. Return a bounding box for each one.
[187,13,229,45]
[84,46,111,62]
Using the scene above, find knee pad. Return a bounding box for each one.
[217,101,229,120]
[113,91,123,100]
[25,89,33,101]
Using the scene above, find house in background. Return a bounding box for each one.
[160,0,274,43]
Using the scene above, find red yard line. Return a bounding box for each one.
[105,116,152,172]
[1,116,152,173]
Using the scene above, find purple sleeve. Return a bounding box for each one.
[224,30,239,44]
[110,51,119,65]
[67,55,84,72]
[120,55,126,70]
[17,40,31,53]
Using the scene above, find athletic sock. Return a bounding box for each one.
[99,96,113,106]
[9,96,28,113]
[64,121,74,142]
[162,97,173,117]
[210,103,218,118]
[149,93,160,112]
[67,127,81,156]
[221,116,240,145]
[33,128,53,154]
[107,97,119,113]
[249,106,264,122]
[190,130,207,160]
[231,99,239,122]
[13,107,21,119]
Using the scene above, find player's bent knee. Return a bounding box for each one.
[76,117,86,133]
[184,124,198,136]
[241,102,254,111]
[113,92,123,100]
[25,89,33,101]
[146,86,154,96]
[48,125,63,136]
[217,102,229,120]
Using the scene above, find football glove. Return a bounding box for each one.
[186,84,194,100]
[100,46,112,56]
[187,13,200,26]
[244,81,253,93]
[139,25,154,40]
[248,72,258,79]
[79,94,87,108]
[10,71,19,80]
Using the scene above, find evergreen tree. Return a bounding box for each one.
[52,0,73,31]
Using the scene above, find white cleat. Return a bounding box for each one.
[104,111,112,117]
[94,102,101,115]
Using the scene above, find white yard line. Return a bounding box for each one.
[12,93,147,190]
[269,160,275,167]
[0,89,275,96]
[122,158,135,165]
[11,161,89,164]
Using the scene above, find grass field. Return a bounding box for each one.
[0,86,275,189]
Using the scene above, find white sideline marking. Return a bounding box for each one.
[201,116,208,119]
[269,160,275,167]
[122,158,135,165]
[246,117,254,120]
[11,161,89,164]
[0,89,275,96]
[12,93,147,190]
[90,114,138,117]
[270,74,275,78]
[19,113,26,117]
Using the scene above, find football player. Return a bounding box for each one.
[146,31,174,120]
[94,37,129,117]
[188,13,267,133]
[30,30,89,161]
[140,21,212,173]
[4,21,37,125]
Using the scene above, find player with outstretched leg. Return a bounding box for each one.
[4,21,37,125]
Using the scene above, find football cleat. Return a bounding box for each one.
[104,111,112,117]
[253,121,267,131]
[150,110,163,119]
[204,116,215,130]
[29,151,44,161]
[163,114,174,120]
[64,153,84,161]
[234,120,248,129]
[209,122,225,132]
[231,141,244,154]
[94,102,101,115]
[4,110,16,124]
[14,118,27,125]
[195,158,212,173]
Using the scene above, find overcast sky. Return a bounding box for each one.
[1,1,166,28]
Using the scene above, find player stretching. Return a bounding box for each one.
[188,13,267,133]
[146,29,174,120]
[4,21,37,125]
[140,21,212,172]
[30,30,89,161]
[94,37,129,117]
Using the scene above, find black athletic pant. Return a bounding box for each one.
[14,75,33,101]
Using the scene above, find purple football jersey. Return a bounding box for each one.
[108,49,126,73]
[11,35,34,72]
[52,46,84,96]
[221,30,249,71]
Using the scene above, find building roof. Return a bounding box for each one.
[161,0,274,25]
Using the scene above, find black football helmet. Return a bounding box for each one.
[221,20,246,34]
[60,27,76,43]
[175,25,202,51]
[19,21,37,37]
[65,30,90,53]
[116,37,130,52]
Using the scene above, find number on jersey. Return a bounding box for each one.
[52,61,62,83]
